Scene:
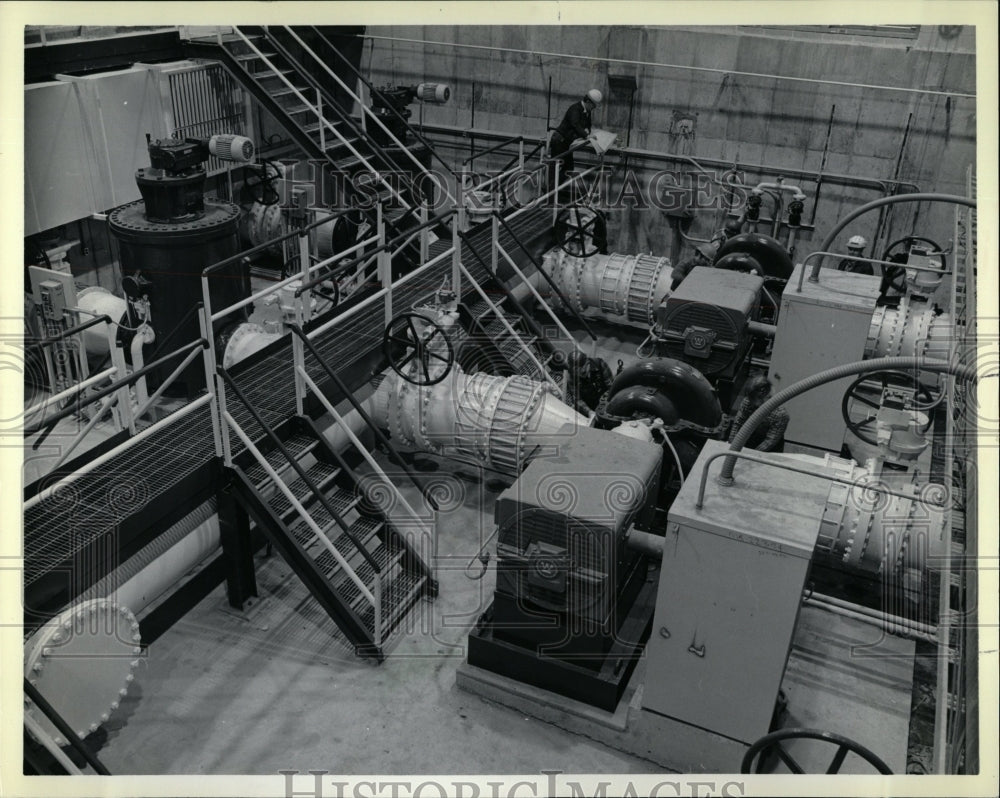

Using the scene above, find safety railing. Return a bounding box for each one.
[289,323,439,512]
[933,168,977,774]
[795,250,952,293]
[307,25,459,185]
[26,311,132,434]
[230,28,414,214]
[24,679,110,775]
[201,209,380,456]
[24,391,214,512]
[455,233,560,393]
[493,210,598,344]
[217,367,384,644]
[277,25,457,208]
[23,331,209,480]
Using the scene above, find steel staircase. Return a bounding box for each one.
[225,409,435,662]
[183,27,441,238]
[457,298,550,381]
[455,230,580,393]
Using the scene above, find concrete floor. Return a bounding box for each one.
[90,442,915,777]
[97,457,664,775]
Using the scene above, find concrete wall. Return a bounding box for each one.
[364,25,976,260]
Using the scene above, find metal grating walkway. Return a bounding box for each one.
[23,206,554,599]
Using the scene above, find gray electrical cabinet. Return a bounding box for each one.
[642,440,829,745]
[768,264,880,452]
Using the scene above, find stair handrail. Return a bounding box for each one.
[23,339,207,437]
[217,367,383,574]
[230,29,413,213]
[295,208,455,297]
[278,25,457,207]
[223,409,379,609]
[307,26,460,183]
[457,230,555,352]
[24,679,111,775]
[462,135,523,167]
[248,28,423,193]
[296,366,435,538]
[494,211,599,341]
[288,323,440,511]
[454,240,559,391]
[493,241,585,356]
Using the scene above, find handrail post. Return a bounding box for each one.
[197,292,224,459]
[378,206,392,324]
[419,202,429,265]
[490,213,499,276]
[298,229,312,321]
[317,87,325,152]
[374,570,383,648]
[107,323,135,434]
[552,159,561,225]
[294,229,311,416]
[452,202,462,294]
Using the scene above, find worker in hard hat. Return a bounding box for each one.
[728,374,788,452]
[670,241,718,291]
[837,235,875,275]
[548,89,602,197]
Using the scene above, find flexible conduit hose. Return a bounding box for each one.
[718,355,979,484]
[808,193,976,282]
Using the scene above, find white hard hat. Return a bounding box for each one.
[848,235,867,249]
[586,89,603,105]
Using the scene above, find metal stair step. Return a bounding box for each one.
[310,515,386,576]
[286,485,363,535]
[357,571,428,635]
[268,460,343,517]
[245,433,319,485]
[333,541,405,611]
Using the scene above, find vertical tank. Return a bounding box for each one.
[108,134,254,397]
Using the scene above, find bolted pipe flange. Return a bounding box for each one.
[23,599,140,747]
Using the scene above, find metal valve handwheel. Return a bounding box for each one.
[880,236,947,295]
[556,206,604,258]
[741,727,892,774]
[382,312,455,386]
[841,369,936,446]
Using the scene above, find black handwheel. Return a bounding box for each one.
[841,369,936,446]
[311,272,341,314]
[741,727,892,774]
[242,161,281,206]
[880,236,947,294]
[556,206,604,258]
[383,312,455,386]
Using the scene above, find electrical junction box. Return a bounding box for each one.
[656,266,762,381]
[768,263,880,452]
[642,439,828,746]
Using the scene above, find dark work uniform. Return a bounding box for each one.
[549,100,592,178]
[837,256,875,275]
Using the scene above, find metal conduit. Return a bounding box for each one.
[810,193,977,281]
[719,355,980,484]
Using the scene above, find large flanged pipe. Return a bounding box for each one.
[714,232,793,280]
[607,358,722,427]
